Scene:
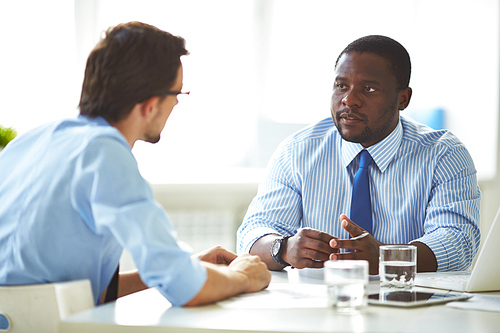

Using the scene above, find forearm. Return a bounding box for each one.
[183,263,248,307]
[412,241,437,272]
[118,270,148,298]
[100,270,149,304]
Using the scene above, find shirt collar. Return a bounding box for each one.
[78,114,111,127]
[342,118,403,173]
[78,115,130,148]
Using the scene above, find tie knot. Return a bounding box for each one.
[359,150,373,169]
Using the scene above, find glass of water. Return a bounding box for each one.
[379,245,417,289]
[324,260,368,312]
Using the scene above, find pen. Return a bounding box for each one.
[350,232,369,241]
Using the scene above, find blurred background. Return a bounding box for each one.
[1,0,499,262]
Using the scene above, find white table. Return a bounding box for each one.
[59,269,500,333]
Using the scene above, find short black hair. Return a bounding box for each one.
[79,22,188,123]
[335,35,411,90]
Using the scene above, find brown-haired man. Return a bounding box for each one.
[0,22,270,306]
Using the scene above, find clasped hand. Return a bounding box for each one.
[194,245,271,293]
[283,213,383,275]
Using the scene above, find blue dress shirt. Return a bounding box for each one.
[0,116,207,306]
[237,116,481,271]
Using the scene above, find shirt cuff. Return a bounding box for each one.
[411,230,455,272]
[154,256,207,306]
[238,226,282,254]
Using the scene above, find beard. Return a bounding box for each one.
[144,133,161,144]
[334,112,395,144]
[332,98,399,145]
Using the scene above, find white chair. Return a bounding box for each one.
[0,279,94,333]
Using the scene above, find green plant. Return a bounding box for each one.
[0,125,17,148]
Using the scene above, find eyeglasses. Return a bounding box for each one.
[156,91,190,97]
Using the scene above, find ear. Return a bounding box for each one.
[398,87,412,111]
[138,96,160,119]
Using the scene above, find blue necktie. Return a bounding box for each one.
[350,150,373,234]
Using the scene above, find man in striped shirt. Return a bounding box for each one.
[237,35,480,275]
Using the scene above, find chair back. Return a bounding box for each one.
[0,280,94,333]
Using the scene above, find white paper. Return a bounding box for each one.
[446,294,500,312]
[217,283,328,309]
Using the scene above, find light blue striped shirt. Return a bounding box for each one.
[237,116,481,271]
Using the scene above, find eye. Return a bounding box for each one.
[335,82,346,90]
[365,86,376,93]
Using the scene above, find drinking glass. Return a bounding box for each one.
[324,260,368,312]
[379,245,417,289]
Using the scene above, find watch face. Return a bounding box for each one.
[271,239,280,257]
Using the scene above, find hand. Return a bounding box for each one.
[193,245,237,265]
[329,214,384,275]
[228,254,271,293]
[283,227,338,269]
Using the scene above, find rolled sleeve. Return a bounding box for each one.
[412,226,476,271]
[154,254,207,306]
[237,225,282,254]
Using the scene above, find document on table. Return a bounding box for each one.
[446,294,500,312]
[218,283,328,309]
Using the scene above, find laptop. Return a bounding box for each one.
[415,205,500,292]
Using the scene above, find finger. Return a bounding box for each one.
[330,238,356,251]
[294,258,325,269]
[339,214,366,237]
[296,229,335,254]
[218,249,238,264]
[299,248,331,262]
[329,252,358,261]
[330,233,370,251]
[300,227,335,243]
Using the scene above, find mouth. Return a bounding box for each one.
[340,114,362,120]
[336,110,366,124]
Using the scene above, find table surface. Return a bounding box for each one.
[59,269,500,333]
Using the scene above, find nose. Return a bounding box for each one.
[342,90,361,108]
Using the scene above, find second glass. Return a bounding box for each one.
[379,245,417,289]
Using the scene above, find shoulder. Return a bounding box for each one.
[49,117,131,156]
[67,117,127,145]
[41,117,134,171]
[281,117,337,148]
[1,117,126,160]
[399,116,475,172]
[268,117,339,175]
[400,115,464,150]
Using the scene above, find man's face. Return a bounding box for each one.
[330,52,411,147]
[144,65,184,144]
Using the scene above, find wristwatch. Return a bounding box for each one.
[270,236,291,267]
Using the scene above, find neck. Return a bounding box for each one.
[111,119,138,148]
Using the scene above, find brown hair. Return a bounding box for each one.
[79,21,188,123]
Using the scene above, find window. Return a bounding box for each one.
[2,0,498,182]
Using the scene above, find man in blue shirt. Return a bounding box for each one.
[0,21,270,306]
[237,35,480,275]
